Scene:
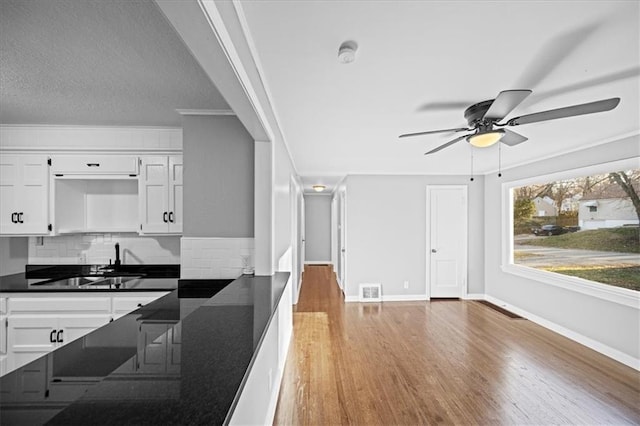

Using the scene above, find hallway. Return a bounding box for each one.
[273,265,640,425]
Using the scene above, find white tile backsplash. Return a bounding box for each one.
[180,237,254,279]
[28,233,180,265]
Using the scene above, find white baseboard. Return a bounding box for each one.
[344,294,428,303]
[463,293,485,300]
[383,294,428,302]
[485,295,639,371]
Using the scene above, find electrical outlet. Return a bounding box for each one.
[403,280,409,289]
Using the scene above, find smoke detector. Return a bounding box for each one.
[338,40,358,64]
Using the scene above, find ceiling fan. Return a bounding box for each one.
[399,90,620,155]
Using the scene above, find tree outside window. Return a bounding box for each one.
[512,169,640,292]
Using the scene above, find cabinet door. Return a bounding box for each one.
[168,155,183,234]
[137,323,170,373]
[0,154,19,234]
[18,155,49,234]
[58,315,111,347]
[139,156,169,234]
[0,155,49,235]
[7,316,58,373]
[0,356,48,402]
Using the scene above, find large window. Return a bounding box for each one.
[509,167,639,293]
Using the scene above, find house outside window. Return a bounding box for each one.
[509,167,639,294]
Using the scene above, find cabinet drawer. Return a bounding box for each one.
[112,294,165,314]
[9,297,111,314]
[51,155,138,175]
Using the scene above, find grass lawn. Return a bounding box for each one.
[513,252,542,260]
[522,227,640,253]
[542,265,640,291]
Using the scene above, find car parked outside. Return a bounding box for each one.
[532,224,567,236]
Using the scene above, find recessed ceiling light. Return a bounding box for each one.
[312,185,326,192]
[338,40,358,64]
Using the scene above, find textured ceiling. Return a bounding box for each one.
[0,0,229,127]
[238,0,640,177]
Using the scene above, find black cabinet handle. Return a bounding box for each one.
[17,212,24,223]
[56,330,64,343]
[168,212,174,223]
[86,163,100,167]
[50,330,56,343]
[11,212,17,223]
[163,212,168,223]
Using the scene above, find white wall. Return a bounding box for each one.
[182,115,254,238]
[272,133,297,273]
[484,135,640,365]
[304,194,331,262]
[345,174,485,300]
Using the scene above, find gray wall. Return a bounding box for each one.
[484,135,639,362]
[345,174,485,299]
[183,115,254,237]
[0,237,28,275]
[304,194,331,262]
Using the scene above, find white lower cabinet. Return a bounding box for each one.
[2,292,168,376]
[6,297,112,374]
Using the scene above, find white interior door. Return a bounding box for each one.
[427,185,467,298]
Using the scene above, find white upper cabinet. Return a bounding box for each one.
[139,155,183,234]
[51,155,138,175]
[0,154,50,235]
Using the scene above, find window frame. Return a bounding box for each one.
[501,157,640,308]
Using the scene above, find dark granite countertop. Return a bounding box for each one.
[0,272,290,426]
[0,264,181,292]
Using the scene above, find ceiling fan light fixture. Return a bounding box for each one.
[467,130,505,148]
[312,184,326,192]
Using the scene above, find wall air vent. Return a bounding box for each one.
[359,283,382,302]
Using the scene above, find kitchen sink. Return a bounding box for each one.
[83,276,141,289]
[30,275,141,289]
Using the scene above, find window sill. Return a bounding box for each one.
[501,263,639,308]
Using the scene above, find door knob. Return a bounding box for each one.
[431,249,437,253]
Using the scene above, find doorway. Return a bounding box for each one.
[426,185,468,298]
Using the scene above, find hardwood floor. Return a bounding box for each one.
[274,265,640,425]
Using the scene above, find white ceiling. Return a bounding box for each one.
[0,0,229,127]
[239,0,640,179]
[1,1,638,193]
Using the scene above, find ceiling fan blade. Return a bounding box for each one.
[399,127,469,139]
[500,129,528,146]
[507,97,620,126]
[424,134,468,155]
[483,90,532,121]
[416,101,472,113]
